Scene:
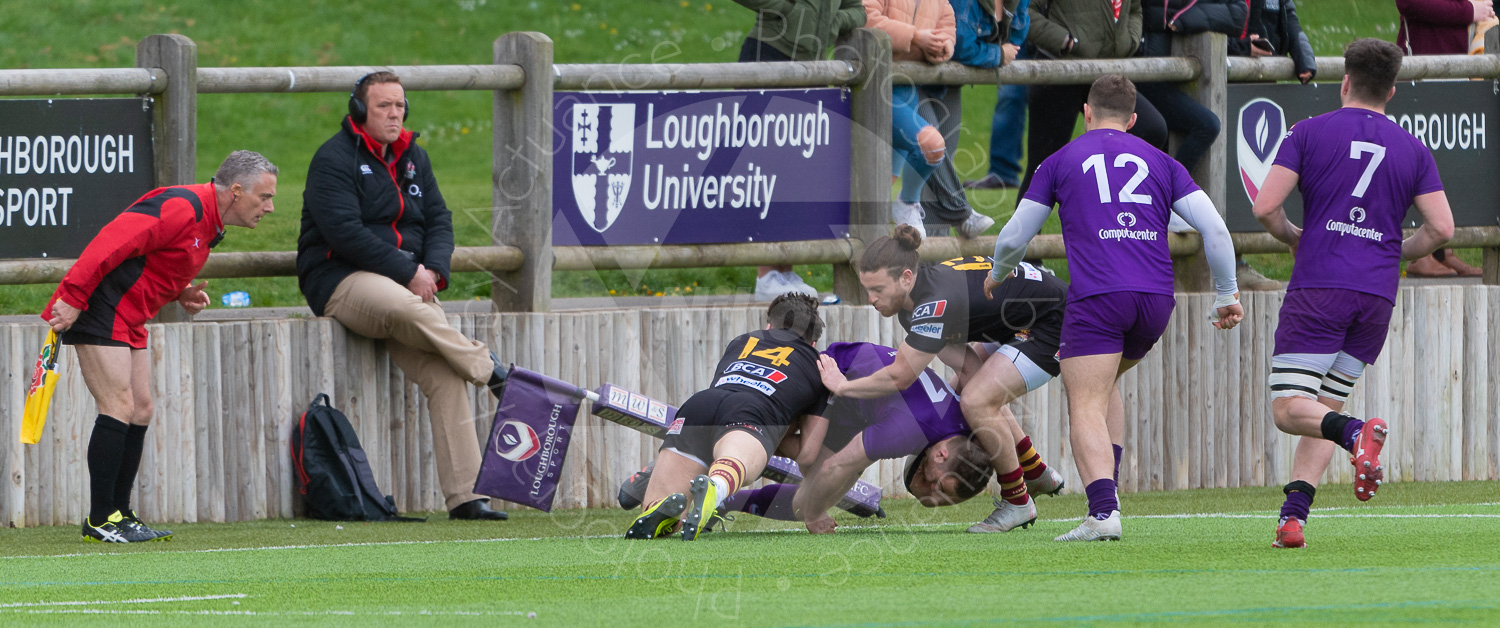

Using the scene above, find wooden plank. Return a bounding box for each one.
[0,327,22,527]
[1490,287,1500,480]
[1462,286,1489,481]
[194,325,226,522]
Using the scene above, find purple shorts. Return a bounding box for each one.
[1059,291,1176,361]
[1274,288,1393,365]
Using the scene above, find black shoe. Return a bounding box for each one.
[120,509,173,541]
[82,511,155,543]
[449,498,509,521]
[487,351,509,400]
[617,461,655,510]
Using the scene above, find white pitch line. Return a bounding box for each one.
[4,503,1498,561]
[0,593,248,609]
[0,609,528,616]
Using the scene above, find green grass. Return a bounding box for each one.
[1,0,1476,315]
[1,481,1498,625]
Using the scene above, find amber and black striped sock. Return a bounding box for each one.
[707,457,747,508]
[998,467,1030,506]
[1015,437,1048,481]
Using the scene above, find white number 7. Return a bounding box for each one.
[1349,141,1385,198]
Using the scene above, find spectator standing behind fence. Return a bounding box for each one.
[732,0,867,299]
[1396,0,1492,276]
[297,72,510,522]
[866,0,999,239]
[1016,0,1169,203]
[961,0,1031,191]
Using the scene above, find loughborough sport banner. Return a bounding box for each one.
[0,98,155,259]
[552,89,852,246]
[1226,81,1499,232]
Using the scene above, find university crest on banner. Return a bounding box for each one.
[570,103,635,234]
[1237,98,1287,203]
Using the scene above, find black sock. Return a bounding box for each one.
[86,415,130,525]
[113,424,149,516]
[1319,412,1353,446]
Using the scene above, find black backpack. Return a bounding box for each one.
[291,394,422,522]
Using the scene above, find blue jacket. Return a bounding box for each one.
[953,0,1028,68]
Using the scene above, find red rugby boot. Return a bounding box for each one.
[1272,517,1306,549]
[1351,418,1388,502]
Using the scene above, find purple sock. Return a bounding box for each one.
[1112,444,1123,483]
[1341,419,1365,453]
[720,484,800,521]
[1085,479,1118,520]
[1280,490,1313,522]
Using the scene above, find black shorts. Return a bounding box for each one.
[60,329,132,348]
[660,388,789,465]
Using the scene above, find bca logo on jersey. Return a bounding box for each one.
[911,300,947,320]
[570,103,636,234]
[495,420,542,462]
[723,361,788,383]
[1237,98,1288,203]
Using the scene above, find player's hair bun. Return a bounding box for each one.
[892,224,924,252]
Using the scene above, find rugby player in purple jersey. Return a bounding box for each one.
[991,75,1243,542]
[1251,39,1454,549]
[816,226,1070,534]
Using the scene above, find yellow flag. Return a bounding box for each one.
[21,330,61,445]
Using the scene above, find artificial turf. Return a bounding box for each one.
[1,480,1497,626]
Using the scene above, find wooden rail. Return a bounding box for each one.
[196,64,526,93]
[554,60,859,90]
[893,56,1199,86]
[3,288,1495,526]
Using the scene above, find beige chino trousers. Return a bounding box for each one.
[324,271,494,510]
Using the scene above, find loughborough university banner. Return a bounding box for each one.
[552,89,852,246]
[0,98,155,259]
[1227,81,1499,232]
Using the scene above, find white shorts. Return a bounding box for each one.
[981,342,1054,393]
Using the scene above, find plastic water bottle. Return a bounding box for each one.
[820,294,841,305]
[222,291,251,308]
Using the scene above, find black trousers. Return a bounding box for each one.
[1017,84,1168,203]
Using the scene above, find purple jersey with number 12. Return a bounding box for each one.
[1023,129,1201,302]
[1272,108,1443,302]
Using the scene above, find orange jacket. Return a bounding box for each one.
[863,0,956,63]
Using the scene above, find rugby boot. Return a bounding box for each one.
[120,509,173,541]
[81,511,154,543]
[681,475,720,541]
[1351,418,1388,502]
[1272,517,1306,549]
[617,461,655,510]
[967,497,1037,533]
[1026,466,1066,497]
[1054,511,1122,542]
[626,493,687,540]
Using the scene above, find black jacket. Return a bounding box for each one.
[1139,0,1250,58]
[297,117,454,316]
[1241,0,1315,79]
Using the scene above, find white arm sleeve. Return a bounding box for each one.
[990,199,1053,281]
[1170,190,1239,300]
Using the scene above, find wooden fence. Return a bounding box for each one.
[2,286,1495,528]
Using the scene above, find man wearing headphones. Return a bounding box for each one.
[297,71,509,521]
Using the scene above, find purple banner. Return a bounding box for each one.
[552,88,853,246]
[474,367,582,512]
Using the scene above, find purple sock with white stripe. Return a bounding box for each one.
[1085,479,1118,520]
[1113,444,1123,483]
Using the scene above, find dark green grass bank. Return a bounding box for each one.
[1,481,1497,625]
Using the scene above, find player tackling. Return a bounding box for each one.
[991,75,1242,541]
[1251,38,1454,548]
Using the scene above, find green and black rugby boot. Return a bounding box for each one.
[120,509,173,541]
[626,493,687,540]
[82,511,154,543]
[681,475,720,541]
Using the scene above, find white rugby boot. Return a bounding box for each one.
[1054,510,1122,542]
[1025,467,1066,497]
[966,497,1037,533]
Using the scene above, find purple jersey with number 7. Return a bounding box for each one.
[1272,108,1444,302]
[1022,129,1201,302]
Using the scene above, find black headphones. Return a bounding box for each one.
[348,72,409,123]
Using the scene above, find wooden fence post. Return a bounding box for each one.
[492,32,554,313]
[138,34,198,322]
[1486,28,1500,286]
[834,28,893,303]
[1170,32,1227,292]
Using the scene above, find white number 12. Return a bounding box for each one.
[1083,153,1153,204]
[1349,141,1386,198]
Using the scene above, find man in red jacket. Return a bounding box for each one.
[44,150,279,543]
